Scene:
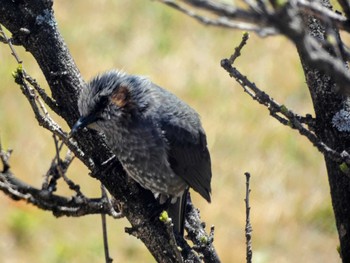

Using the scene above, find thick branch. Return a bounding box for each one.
[0,1,218,261]
[185,195,220,263]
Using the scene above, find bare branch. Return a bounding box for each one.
[163,0,350,33]
[52,135,85,197]
[0,149,111,217]
[0,139,112,217]
[221,57,350,164]
[185,193,220,263]
[297,0,350,33]
[158,0,277,36]
[181,0,266,23]
[161,212,184,263]
[12,68,94,170]
[244,172,252,263]
[227,32,250,64]
[0,141,11,173]
[24,73,59,113]
[101,185,113,263]
[221,33,350,167]
[0,24,22,63]
[161,0,350,94]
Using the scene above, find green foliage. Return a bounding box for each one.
[159,210,170,223]
[274,0,288,8]
[339,162,349,174]
[199,235,209,245]
[11,63,23,84]
[280,104,289,115]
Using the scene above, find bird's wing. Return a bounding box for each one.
[161,121,212,202]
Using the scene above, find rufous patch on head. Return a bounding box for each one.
[111,85,130,108]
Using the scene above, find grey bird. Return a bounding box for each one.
[71,70,212,233]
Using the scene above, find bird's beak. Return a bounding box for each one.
[69,115,96,137]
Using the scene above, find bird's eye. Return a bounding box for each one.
[95,95,109,113]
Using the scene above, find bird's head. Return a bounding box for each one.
[70,70,149,135]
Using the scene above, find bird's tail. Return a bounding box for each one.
[167,189,189,235]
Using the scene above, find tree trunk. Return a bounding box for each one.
[297,3,350,260]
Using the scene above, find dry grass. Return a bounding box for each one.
[0,0,339,262]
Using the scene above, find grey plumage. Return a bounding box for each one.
[72,70,212,232]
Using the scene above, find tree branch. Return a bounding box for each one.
[158,0,277,36]
[185,194,220,263]
[244,172,252,263]
[161,0,350,94]
[221,33,350,167]
[0,1,219,261]
[0,145,110,217]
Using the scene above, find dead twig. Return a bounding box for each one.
[244,172,253,263]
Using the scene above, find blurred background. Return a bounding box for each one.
[0,0,339,262]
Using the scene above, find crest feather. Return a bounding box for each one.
[111,85,130,108]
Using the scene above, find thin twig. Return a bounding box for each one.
[101,185,113,263]
[53,135,85,198]
[100,183,124,219]
[244,172,253,263]
[0,24,22,64]
[161,0,350,93]
[185,193,220,263]
[0,168,112,217]
[24,74,59,113]
[158,0,276,36]
[179,0,265,23]
[0,35,7,43]
[221,37,350,165]
[0,26,60,114]
[1,24,84,169]
[228,32,250,64]
[161,210,184,263]
[1,137,113,218]
[0,140,12,172]
[221,58,349,164]
[13,68,94,170]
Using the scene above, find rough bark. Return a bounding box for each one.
[296,2,350,260]
[299,46,350,261]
